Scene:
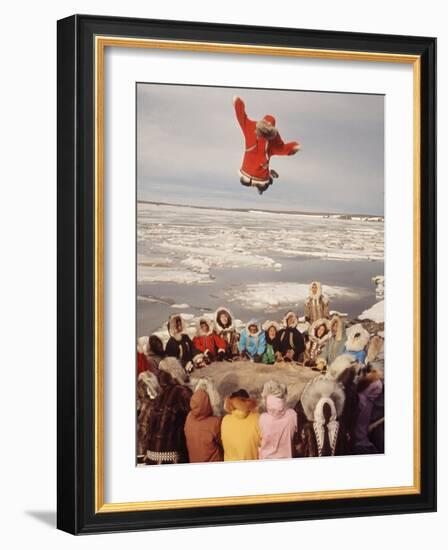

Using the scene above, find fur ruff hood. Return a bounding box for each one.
[195,316,214,337]
[224,395,258,418]
[327,353,362,379]
[137,370,160,400]
[345,323,370,352]
[329,315,346,342]
[245,318,261,336]
[309,318,332,343]
[300,375,345,422]
[282,311,298,329]
[167,314,188,341]
[306,281,329,303]
[261,380,287,410]
[262,320,281,333]
[214,307,235,333]
[158,357,189,385]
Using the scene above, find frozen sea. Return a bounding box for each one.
[137,202,384,336]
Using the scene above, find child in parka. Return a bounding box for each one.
[238,319,266,362]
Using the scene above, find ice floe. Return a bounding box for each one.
[226,282,360,311]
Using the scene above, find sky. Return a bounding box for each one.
[137,83,384,215]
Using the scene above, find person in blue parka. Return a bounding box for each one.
[238,319,266,362]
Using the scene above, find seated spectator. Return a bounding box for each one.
[184,389,223,463]
[262,321,282,364]
[344,323,370,366]
[193,317,226,363]
[165,314,204,371]
[238,319,266,362]
[320,315,347,365]
[305,318,331,367]
[304,281,330,324]
[277,311,305,362]
[259,381,297,459]
[221,389,260,461]
[213,307,240,360]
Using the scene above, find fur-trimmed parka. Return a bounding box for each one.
[213,307,240,358]
[304,282,330,324]
[277,311,305,362]
[165,314,201,369]
[192,317,225,362]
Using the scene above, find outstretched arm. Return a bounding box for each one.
[233,95,250,132]
[269,133,300,156]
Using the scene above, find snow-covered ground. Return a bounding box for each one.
[137,202,384,285]
[359,300,385,323]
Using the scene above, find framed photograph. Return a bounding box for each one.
[57,15,436,534]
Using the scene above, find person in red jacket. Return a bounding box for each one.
[233,95,300,194]
[193,317,226,364]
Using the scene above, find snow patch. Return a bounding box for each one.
[359,300,384,323]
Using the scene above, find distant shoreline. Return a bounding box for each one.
[137,200,384,221]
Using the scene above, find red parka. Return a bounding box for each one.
[234,97,299,182]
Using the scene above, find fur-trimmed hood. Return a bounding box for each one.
[327,353,362,380]
[195,316,214,337]
[214,307,235,333]
[224,395,258,418]
[167,314,188,341]
[300,375,345,422]
[309,318,332,343]
[245,318,261,337]
[137,370,160,400]
[345,323,370,352]
[283,311,298,329]
[329,315,346,342]
[261,380,287,410]
[158,357,189,385]
[306,281,329,303]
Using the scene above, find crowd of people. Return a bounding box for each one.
[136,281,384,465]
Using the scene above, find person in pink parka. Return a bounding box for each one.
[258,381,298,460]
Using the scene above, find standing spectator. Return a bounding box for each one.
[184,389,223,463]
[304,281,330,324]
[259,381,297,459]
[221,389,260,461]
[145,358,192,464]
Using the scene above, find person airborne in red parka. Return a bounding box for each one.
[233,96,300,195]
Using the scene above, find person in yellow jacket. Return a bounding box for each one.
[221,389,261,461]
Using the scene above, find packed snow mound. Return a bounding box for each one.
[189,360,319,412]
[226,282,360,311]
[359,300,384,323]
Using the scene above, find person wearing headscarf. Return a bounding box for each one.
[213,307,240,360]
[259,381,297,459]
[304,281,330,324]
[165,314,204,371]
[233,96,300,195]
[136,370,160,463]
[320,315,347,365]
[145,358,192,465]
[238,319,266,362]
[184,389,223,463]
[262,321,282,364]
[221,389,260,461]
[277,311,305,362]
